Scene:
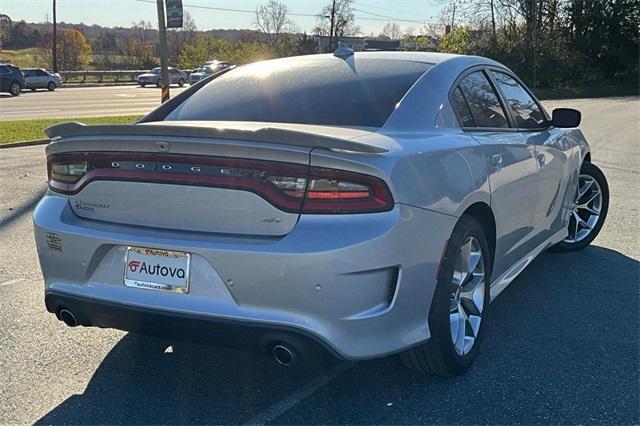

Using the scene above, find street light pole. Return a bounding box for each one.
[156,0,170,103]
[52,0,58,73]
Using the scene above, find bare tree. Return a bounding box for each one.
[255,0,292,42]
[168,12,197,64]
[314,0,360,41]
[380,22,402,39]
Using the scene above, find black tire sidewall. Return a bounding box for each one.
[552,162,609,252]
[430,215,492,374]
[47,82,56,91]
[10,82,20,96]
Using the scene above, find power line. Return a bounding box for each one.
[131,0,438,24]
[352,8,433,24]
[352,1,435,20]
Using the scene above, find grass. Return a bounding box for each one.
[0,115,142,144]
[0,48,39,68]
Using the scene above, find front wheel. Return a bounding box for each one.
[551,162,609,252]
[9,81,21,96]
[401,215,491,376]
[178,78,185,87]
[47,81,56,91]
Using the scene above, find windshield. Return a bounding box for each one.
[151,68,161,74]
[167,55,431,127]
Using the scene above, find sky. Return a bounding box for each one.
[1,0,446,35]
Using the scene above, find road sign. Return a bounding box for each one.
[166,0,183,28]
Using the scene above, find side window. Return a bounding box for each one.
[37,70,48,76]
[491,71,545,129]
[451,87,475,127]
[456,71,509,128]
[0,66,8,74]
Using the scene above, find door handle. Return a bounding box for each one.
[536,153,546,168]
[490,154,503,171]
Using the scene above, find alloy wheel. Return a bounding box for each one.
[564,174,603,244]
[449,236,485,356]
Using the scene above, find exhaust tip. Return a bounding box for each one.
[272,344,295,366]
[59,309,78,327]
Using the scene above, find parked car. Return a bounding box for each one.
[22,68,62,91]
[188,61,232,84]
[0,63,25,96]
[136,67,187,87]
[35,51,609,376]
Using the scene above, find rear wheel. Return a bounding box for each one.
[178,78,185,87]
[47,81,56,91]
[9,81,21,96]
[551,162,609,252]
[401,215,491,376]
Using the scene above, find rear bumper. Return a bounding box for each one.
[34,192,456,360]
[45,290,341,359]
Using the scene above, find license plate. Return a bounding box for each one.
[124,247,190,293]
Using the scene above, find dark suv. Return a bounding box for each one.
[0,63,25,96]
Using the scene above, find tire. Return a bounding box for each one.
[47,81,56,91]
[9,81,21,96]
[139,83,146,87]
[401,215,491,376]
[178,78,185,87]
[550,162,609,252]
[155,79,161,88]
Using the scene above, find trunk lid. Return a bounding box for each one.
[46,121,386,236]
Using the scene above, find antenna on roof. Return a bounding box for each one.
[334,41,354,59]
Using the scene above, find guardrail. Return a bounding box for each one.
[59,70,149,83]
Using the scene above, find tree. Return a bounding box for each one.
[439,26,469,54]
[402,34,438,52]
[178,35,234,69]
[167,12,197,64]
[255,0,292,42]
[314,0,360,48]
[34,28,91,70]
[0,14,11,49]
[120,39,157,69]
[295,32,318,55]
[380,22,402,40]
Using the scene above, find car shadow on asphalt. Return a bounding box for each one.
[36,245,639,425]
[1,188,46,228]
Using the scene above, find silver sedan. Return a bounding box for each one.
[136,67,187,87]
[34,51,608,375]
[22,68,62,91]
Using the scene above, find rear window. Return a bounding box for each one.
[167,56,431,127]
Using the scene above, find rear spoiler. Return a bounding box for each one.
[44,122,387,154]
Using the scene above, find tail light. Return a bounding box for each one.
[47,153,393,214]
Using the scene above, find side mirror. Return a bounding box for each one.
[551,108,581,128]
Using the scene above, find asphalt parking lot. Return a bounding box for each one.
[0,85,188,120]
[0,97,638,424]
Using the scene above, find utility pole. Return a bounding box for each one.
[52,0,58,72]
[156,0,170,103]
[328,0,336,52]
[451,1,456,29]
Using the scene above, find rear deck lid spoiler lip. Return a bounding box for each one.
[44,121,388,154]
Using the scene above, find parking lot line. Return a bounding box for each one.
[242,361,353,425]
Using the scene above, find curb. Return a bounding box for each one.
[0,139,49,149]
